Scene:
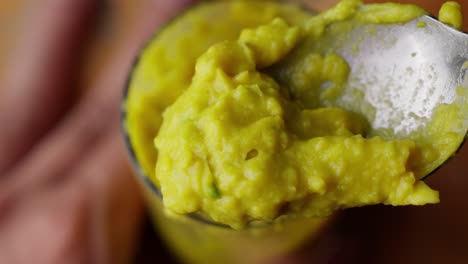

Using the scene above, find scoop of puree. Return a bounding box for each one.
[126,0,465,229]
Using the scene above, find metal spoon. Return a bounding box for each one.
[334,15,467,133]
[310,15,468,177]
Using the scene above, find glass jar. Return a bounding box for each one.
[121,1,339,263]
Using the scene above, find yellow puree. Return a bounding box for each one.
[439,1,463,29]
[126,0,465,229]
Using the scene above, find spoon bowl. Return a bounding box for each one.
[293,15,468,178]
[334,15,467,136]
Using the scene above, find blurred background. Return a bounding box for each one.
[1,1,467,263]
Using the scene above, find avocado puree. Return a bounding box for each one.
[439,1,463,29]
[125,0,465,229]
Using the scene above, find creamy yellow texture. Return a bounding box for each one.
[126,0,465,229]
[126,1,309,181]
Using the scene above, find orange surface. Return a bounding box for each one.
[0,0,155,93]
